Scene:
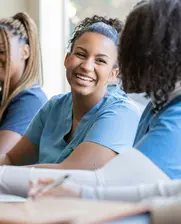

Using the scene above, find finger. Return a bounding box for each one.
[37,178,55,185]
[29,180,34,188]
[29,183,44,199]
[29,179,53,198]
[28,186,41,198]
[29,179,38,188]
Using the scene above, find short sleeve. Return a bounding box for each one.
[25,98,53,146]
[83,105,140,153]
[134,111,181,179]
[0,90,47,136]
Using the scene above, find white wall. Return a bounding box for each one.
[27,0,40,28]
[39,0,69,98]
[0,0,27,17]
[0,0,39,28]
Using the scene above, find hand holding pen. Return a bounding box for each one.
[29,175,69,199]
[29,174,81,199]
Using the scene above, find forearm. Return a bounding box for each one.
[28,163,64,169]
[6,136,39,166]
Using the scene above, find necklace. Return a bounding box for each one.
[74,117,79,125]
[73,114,80,125]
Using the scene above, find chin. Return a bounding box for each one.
[73,89,91,97]
[74,91,90,97]
[71,85,91,96]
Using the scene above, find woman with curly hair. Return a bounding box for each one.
[120,0,181,180]
[28,0,181,205]
[0,15,140,173]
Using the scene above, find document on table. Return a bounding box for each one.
[0,194,26,203]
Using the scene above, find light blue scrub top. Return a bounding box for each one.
[134,95,181,179]
[0,87,47,135]
[25,85,140,164]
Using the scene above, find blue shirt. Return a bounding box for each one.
[26,87,140,164]
[0,88,47,135]
[134,95,181,179]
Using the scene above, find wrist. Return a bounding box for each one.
[63,181,81,198]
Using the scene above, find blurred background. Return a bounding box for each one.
[0,0,148,108]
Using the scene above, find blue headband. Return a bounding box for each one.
[83,21,119,45]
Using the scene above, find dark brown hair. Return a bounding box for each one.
[119,0,181,110]
[69,15,123,52]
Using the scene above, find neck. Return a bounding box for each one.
[72,91,105,122]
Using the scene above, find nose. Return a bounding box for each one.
[80,58,94,72]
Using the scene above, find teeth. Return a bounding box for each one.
[76,73,94,82]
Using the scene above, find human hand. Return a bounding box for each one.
[28,178,81,199]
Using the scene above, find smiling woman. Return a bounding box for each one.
[0,15,140,173]
[65,31,118,98]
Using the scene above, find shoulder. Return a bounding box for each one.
[46,92,72,108]
[12,87,48,106]
[152,96,181,127]
[134,98,181,179]
[36,92,72,116]
[5,88,48,114]
[136,98,181,138]
[135,97,181,145]
[103,86,141,118]
[0,88,47,135]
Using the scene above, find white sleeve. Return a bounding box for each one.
[81,180,181,202]
[81,148,175,201]
[0,166,97,197]
[0,148,173,201]
[96,148,170,186]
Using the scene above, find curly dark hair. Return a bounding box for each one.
[119,0,181,111]
[69,15,124,52]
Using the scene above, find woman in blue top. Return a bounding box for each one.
[120,0,181,180]
[0,12,47,153]
[27,0,181,203]
[0,15,140,170]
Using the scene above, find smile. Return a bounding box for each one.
[75,73,95,82]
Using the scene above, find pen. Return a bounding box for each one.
[41,174,69,193]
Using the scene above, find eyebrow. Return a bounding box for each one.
[75,46,109,58]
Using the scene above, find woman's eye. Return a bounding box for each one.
[75,52,86,58]
[0,50,6,55]
[96,59,107,64]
